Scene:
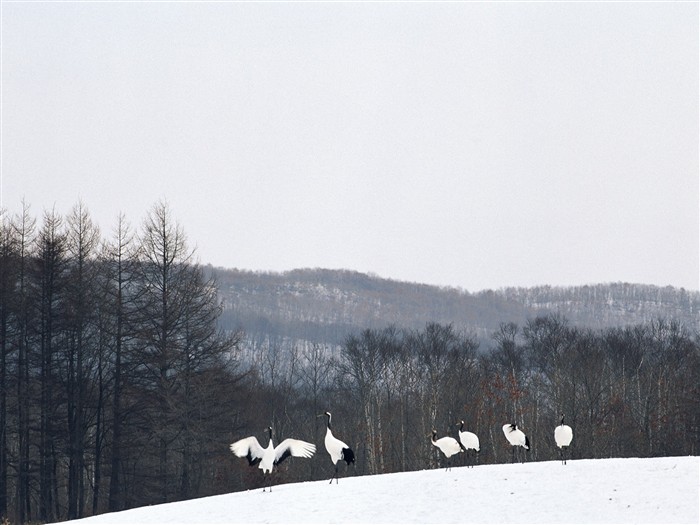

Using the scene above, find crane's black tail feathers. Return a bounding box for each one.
[342,447,355,465]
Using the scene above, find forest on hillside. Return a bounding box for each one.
[212,266,700,353]
[0,202,698,524]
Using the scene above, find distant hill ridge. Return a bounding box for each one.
[207,266,700,350]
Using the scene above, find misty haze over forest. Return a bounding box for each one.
[211,266,700,353]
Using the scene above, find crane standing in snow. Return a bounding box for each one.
[457,420,480,467]
[431,429,466,471]
[229,426,316,492]
[318,411,355,484]
[554,414,573,465]
[502,423,530,463]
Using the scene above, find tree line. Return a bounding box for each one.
[244,315,698,483]
[1,201,698,523]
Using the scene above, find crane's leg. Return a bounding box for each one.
[262,471,273,492]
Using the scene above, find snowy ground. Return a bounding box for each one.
[65,456,698,524]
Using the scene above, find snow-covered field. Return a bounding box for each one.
[65,456,698,524]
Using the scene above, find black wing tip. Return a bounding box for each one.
[274,448,292,466]
[246,452,262,467]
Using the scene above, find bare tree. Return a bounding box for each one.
[337,327,402,474]
[63,201,101,519]
[0,211,19,520]
[9,202,36,523]
[34,208,67,523]
[102,212,138,512]
[132,200,237,503]
[491,322,527,423]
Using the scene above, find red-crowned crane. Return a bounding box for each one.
[318,411,355,484]
[431,429,466,471]
[229,426,315,492]
[457,420,480,467]
[554,414,573,465]
[502,423,529,463]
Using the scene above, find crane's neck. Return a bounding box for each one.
[459,421,464,432]
[560,415,565,426]
[325,413,332,430]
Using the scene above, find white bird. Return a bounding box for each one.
[554,414,573,465]
[318,411,355,484]
[229,426,316,491]
[431,429,466,471]
[457,420,480,467]
[502,423,529,463]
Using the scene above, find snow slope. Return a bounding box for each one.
[65,456,698,524]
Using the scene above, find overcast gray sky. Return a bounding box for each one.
[1,1,698,292]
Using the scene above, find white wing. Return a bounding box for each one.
[230,436,265,465]
[460,431,480,451]
[555,425,573,447]
[274,438,316,465]
[434,436,463,457]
